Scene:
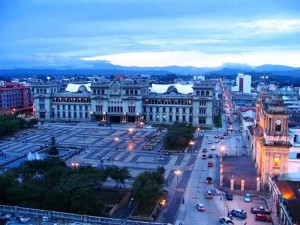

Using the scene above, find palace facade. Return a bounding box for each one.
[32,79,219,128]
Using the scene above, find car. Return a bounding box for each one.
[244,193,251,202]
[215,135,219,138]
[215,139,219,143]
[136,124,143,128]
[202,148,208,153]
[219,136,224,139]
[206,191,213,199]
[230,209,247,219]
[208,154,213,158]
[208,141,212,144]
[206,177,213,184]
[219,216,234,224]
[225,193,233,200]
[208,161,213,167]
[224,132,228,136]
[251,206,271,215]
[196,203,205,211]
[202,154,207,159]
[211,145,216,150]
[255,213,272,222]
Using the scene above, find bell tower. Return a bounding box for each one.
[253,91,291,185]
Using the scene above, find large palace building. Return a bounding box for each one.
[32,79,220,128]
[253,88,292,185]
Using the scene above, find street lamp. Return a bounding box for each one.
[174,169,182,187]
[189,141,195,154]
[114,137,119,150]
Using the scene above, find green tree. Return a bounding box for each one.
[104,165,131,187]
[163,122,195,150]
[0,173,16,204]
[132,169,165,204]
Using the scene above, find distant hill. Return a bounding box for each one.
[0,63,300,77]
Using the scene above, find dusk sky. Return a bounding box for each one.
[1,0,300,69]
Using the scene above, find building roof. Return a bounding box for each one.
[150,84,193,94]
[275,180,300,224]
[65,83,91,93]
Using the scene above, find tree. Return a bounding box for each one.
[163,122,195,150]
[132,169,165,204]
[104,165,131,187]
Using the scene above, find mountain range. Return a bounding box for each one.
[0,62,300,77]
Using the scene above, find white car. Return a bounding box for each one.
[196,203,205,211]
[219,216,234,224]
[211,145,216,150]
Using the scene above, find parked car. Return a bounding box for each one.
[196,203,205,211]
[225,193,233,200]
[202,154,207,159]
[208,161,213,167]
[244,193,251,202]
[230,209,247,219]
[219,216,234,224]
[251,206,271,215]
[224,132,228,136]
[255,213,272,222]
[206,191,213,199]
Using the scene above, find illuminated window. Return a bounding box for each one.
[274,157,280,167]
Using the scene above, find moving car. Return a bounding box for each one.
[196,203,205,211]
[225,193,233,200]
[202,148,208,153]
[202,154,207,159]
[208,161,213,167]
[244,193,251,202]
[219,216,234,224]
[230,209,247,219]
[206,191,213,199]
[215,135,219,138]
[219,136,224,139]
[208,154,213,158]
[215,139,219,143]
[251,206,271,215]
[208,141,212,144]
[206,177,213,184]
[211,145,216,150]
[255,213,272,222]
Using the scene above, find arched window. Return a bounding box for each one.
[201,91,204,96]
[196,91,200,95]
[206,91,209,96]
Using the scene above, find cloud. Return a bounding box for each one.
[80,50,300,67]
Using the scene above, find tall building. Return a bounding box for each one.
[253,88,291,185]
[32,79,218,128]
[231,73,251,94]
[0,82,32,115]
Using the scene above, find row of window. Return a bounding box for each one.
[92,89,139,95]
[51,105,90,111]
[52,98,91,103]
[146,115,207,124]
[144,99,192,105]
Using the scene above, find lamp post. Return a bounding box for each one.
[220,145,225,187]
[189,141,195,154]
[174,169,182,187]
[114,137,119,150]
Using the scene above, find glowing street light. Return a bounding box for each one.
[114,137,119,150]
[174,169,182,187]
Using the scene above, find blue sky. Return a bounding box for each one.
[1,0,300,69]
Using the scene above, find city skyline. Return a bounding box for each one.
[1,0,300,69]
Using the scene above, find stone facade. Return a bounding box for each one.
[32,79,219,128]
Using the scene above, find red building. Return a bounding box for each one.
[0,82,33,115]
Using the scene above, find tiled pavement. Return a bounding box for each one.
[0,123,199,224]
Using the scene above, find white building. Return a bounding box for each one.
[231,73,251,94]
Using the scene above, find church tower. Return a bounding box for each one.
[253,90,291,185]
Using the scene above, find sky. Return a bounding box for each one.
[1,0,300,69]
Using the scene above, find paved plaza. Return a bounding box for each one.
[0,122,199,224]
